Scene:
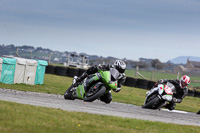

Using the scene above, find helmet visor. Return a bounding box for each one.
[181,81,188,88]
[118,68,125,73]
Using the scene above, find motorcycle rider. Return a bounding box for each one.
[73,60,126,103]
[153,75,191,110]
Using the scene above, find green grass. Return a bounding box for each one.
[0,100,200,133]
[125,69,200,87]
[0,74,200,113]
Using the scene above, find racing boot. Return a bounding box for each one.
[165,102,176,111]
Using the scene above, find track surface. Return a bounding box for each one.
[0,88,200,126]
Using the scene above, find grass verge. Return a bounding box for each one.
[0,100,200,133]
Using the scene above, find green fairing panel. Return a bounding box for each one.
[100,71,110,83]
[77,84,85,99]
[109,81,118,89]
[100,70,118,89]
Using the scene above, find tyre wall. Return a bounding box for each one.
[124,77,137,87]
[194,90,200,98]
[45,66,200,98]
[78,69,86,76]
[55,66,68,76]
[136,79,149,89]
[187,89,195,97]
[45,65,56,74]
[147,81,157,90]
[66,67,79,77]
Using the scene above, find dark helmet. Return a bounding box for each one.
[114,60,126,73]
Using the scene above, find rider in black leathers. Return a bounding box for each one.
[73,60,126,103]
[156,75,190,110]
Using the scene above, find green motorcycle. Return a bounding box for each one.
[64,68,120,102]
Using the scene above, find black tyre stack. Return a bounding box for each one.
[187,89,195,97]
[55,66,68,76]
[136,79,149,89]
[194,90,200,98]
[147,81,157,90]
[66,67,79,77]
[45,65,56,74]
[124,77,137,87]
[78,68,86,76]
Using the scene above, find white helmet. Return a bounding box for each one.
[114,60,126,73]
[180,75,190,88]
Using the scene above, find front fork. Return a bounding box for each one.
[144,87,159,104]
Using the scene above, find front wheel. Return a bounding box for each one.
[142,95,160,109]
[84,86,106,102]
[64,85,75,100]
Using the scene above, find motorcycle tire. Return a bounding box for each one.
[84,86,106,102]
[142,95,160,109]
[64,85,75,100]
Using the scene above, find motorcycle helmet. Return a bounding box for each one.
[179,75,190,88]
[114,60,126,73]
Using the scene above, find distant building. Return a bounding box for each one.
[174,58,200,76]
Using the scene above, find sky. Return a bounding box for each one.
[0,0,200,62]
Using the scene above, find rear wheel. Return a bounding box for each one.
[84,86,106,102]
[142,95,160,109]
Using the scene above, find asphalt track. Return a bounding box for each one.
[0,88,200,126]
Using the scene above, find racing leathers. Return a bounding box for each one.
[157,79,188,110]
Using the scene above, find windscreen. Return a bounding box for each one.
[110,68,120,81]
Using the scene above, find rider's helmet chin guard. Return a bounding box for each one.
[179,75,190,88]
[114,60,126,73]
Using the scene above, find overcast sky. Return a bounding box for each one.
[0,0,200,62]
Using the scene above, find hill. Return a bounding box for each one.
[170,56,200,64]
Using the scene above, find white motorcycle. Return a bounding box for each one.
[142,82,176,109]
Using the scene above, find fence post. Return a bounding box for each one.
[177,72,179,80]
[151,71,154,80]
[135,66,138,78]
[15,48,21,57]
[67,54,70,66]
[82,55,85,68]
[48,52,52,64]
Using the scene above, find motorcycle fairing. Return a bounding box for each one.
[162,95,173,101]
[100,70,118,89]
[76,83,85,99]
[158,84,173,101]
[164,85,173,95]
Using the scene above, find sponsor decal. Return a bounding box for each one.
[4,70,12,75]
[80,89,83,97]
[164,86,173,95]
